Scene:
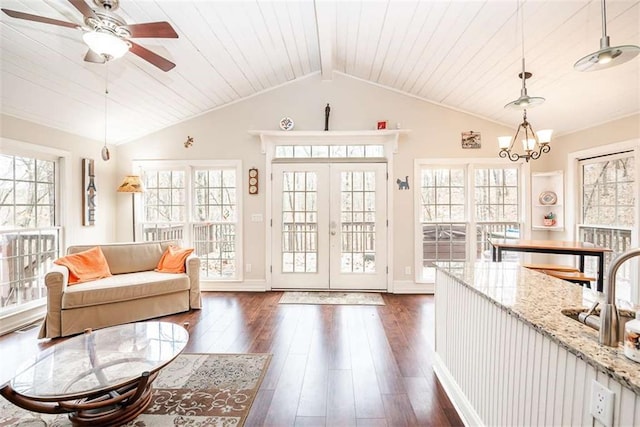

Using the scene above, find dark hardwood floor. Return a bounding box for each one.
[0,292,463,427]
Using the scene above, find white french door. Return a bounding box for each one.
[271,162,387,290]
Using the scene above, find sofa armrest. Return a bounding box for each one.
[38,264,70,339]
[186,253,202,309]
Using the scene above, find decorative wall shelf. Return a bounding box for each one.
[248,129,410,154]
[531,170,564,231]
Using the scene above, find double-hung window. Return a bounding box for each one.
[0,149,61,318]
[136,161,241,281]
[417,161,523,282]
[578,151,638,301]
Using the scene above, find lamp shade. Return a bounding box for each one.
[498,136,512,149]
[83,31,129,59]
[536,129,554,144]
[117,175,144,193]
[522,138,536,151]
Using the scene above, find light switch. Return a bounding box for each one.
[251,214,263,222]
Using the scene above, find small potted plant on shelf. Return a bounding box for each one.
[543,212,556,226]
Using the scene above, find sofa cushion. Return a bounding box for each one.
[68,242,167,275]
[156,246,194,273]
[61,271,190,309]
[54,246,112,284]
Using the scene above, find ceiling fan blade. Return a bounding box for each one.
[122,21,178,39]
[67,0,98,21]
[1,8,80,29]
[129,41,176,72]
[84,49,106,64]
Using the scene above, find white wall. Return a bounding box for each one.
[117,73,515,283]
[0,114,119,247]
[532,114,640,174]
[3,73,638,285]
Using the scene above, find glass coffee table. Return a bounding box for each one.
[1,321,188,426]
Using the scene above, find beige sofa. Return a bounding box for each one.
[39,241,201,339]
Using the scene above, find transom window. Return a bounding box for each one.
[274,145,384,159]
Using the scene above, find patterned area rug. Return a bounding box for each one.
[0,353,271,427]
[279,291,385,305]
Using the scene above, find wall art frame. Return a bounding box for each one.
[82,158,96,226]
[461,131,481,149]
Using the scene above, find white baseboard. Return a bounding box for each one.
[200,279,267,292]
[433,353,484,427]
[391,280,434,294]
[0,305,46,336]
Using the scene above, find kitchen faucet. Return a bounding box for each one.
[593,247,640,346]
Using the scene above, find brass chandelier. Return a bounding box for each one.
[498,109,552,163]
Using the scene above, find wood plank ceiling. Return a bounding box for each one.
[1,0,638,145]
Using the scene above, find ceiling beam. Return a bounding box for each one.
[314,0,335,80]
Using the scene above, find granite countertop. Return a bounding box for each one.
[436,261,640,394]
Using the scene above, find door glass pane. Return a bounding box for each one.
[340,171,376,273]
[281,171,318,273]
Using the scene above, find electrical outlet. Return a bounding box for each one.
[245,264,252,273]
[590,380,615,427]
[405,266,411,275]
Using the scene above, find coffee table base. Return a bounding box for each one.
[1,371,157,427]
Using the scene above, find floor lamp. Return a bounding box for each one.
[117,175,144,242]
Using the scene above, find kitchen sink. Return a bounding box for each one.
[561,308,636,339]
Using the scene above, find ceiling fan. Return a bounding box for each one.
[1,0,178,71]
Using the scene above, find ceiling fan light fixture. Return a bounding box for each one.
[83,31,129,60]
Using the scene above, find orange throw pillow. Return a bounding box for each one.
[156,245,194,273]
[54,246,112,285]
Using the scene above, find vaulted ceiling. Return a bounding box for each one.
[1,0,639,145]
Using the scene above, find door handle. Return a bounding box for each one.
[331,231,336,236]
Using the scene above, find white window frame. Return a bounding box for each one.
[414,158,529,284]
[567,139,640,303]
[133,160,243,282]
[0,138,70,334]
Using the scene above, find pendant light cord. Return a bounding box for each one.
[519,0,526,91]
[600,0,608,40]
[104,62,109,150]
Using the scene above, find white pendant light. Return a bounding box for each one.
[574,0,640,71]
[504,0,545,110]
[504,62,546,109]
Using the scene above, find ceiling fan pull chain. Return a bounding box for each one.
[101,62,111,161]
